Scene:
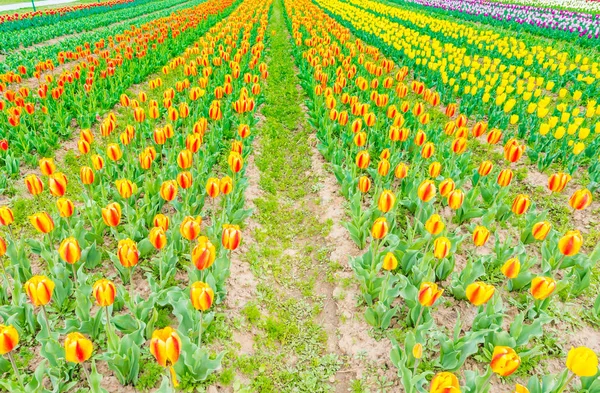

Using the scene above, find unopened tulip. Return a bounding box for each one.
[149,327,181,386]
[154,214,169,231]
[497,169,513,187]
[220,176,233,195]
[48,172,67,197]
[180,216,202,241]
[0,324,19,355]
[355,150,370,169]
[101,202,121,227]
[478,161,493,176]
[558,230,583,257]
[358,176,371,193]
[472,226,490,247]
[447,189,464,210]
[149,227,167,250]
[39,158,55,176]
[80,166,94,185]
[429,372,459,393]
[64,332,93,363]
[511,194,531,215]
[418,282,443,307]
[222,224,241,251]
[466,282,495,306]
[228,152,244,173]
[59,237,81,264]
[548,173,571,193]
[25,174,44,196]
[192,236,216,270]
[206,178,220,198]
[491,346,521,376]
[92,279,116,307]
[382,252,398,271]
[395,163,408,179]
[160,180,178,202]
[569,189,592,210]
[412,343,423,359]
[0,207,14,226]
[115,179,137,199]
[371,217,388,240]
[117,239,139,268]
[24,275,55,306]
[566,346,598,377]
[438,178,455,198]
[190,281,214,311]
[514,384,529,393]
[501,258,521,279]
[530,276,556,300]
[377,190,395,213]
[433,237,451,259]
[56,198,75,218]
[29,212,54,234]
[532,221,551,241]
[425,214,444,235]
[418,180,436,202]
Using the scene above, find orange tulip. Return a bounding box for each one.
[117,238,139,268]
[394,163,408,179]
[497,169,514,187]
[0,207,14,226]
[439,178,455,198]
[154,214,170,231]
[206,178,220,198]
[511,194,531,215]
[377,190,396,213]
[80,166,95,185]
[547,173,571,193]
[24,275,55,307]
[0,236,5,257]
[501,258,521,279]
[192,236,216,270]
[428,162,441,178]
[558,230,583,257]
[447,189,464,210]
[371,217,389,239]
[429,372,460,393]
[29,212,54,234]
[177,149,193,170]
[382,252,398,271]
[228,152,244,173]
[358,176,371,193]
[220,176,233,195]
[491,346,521,376]
[115,179,137,199]
[39,158,56,176]
[64,332,93,363]
[149,227,167,250]
[530,276,556,300]
[48,172,67,197]
[190,281,214,311]
[569,189,592,210]
[25,174,44,196]
[478,161,493,176]
[177,171,193,189]
[102,202,121,227]
[0,324,19,355]
[355,150,370,169]
[160,180,178,202]
[532,221,552,241]
[56,198,75,218]
[180,216,202,241]
[106,143,122,161]
[418,282,443,307]
[92,279,116,307]
[425,214,444,235]
[149,327,181,386]
[59,237,81,264]
[222,224,242,251]
[91,154,104,171]
[466,282,495,306]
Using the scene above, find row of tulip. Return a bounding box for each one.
[315,0,600,185]
[0,0,203,79]
[391,0,600,43]
[0,0,190,51]
[0,0,134,26]
[0,0,237,181]
[492,0,600,13]
[0,0,270,390]
[285,0,600,391]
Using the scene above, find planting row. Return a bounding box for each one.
[287,0,599,391]
[0,0,270,390]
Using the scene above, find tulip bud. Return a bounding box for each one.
[531,221,551,241]
[394,163,408,179]
[438,178,455,198]
[177,149,193,170]
[102,202,121,227]
[39,158,56,176]
[228,152,244,173]
[377,190,395,213]
[29,212,54,234]
[490,346,521,376]
[180,216,202,241]
[382,252,398,271]
[358,176,371,193]
[206,177,220,198]
[160,180,178,202]
[190,281,215,311]
[511,194,531,215]
[80,166,95,185]
[417,180,436,202]
[429,372,459,393]
[412,343,423,359]
[177,171,193,189]
[149,327,181,386]
[222,224,242,251]
[117,238,139,268]
[64,332,93,363]
[566,346,598,377]
[25,174,44,196]
[497,169,513,187]
[220,177,233,195]
[514,384,529,393]
[154,214,170,231]
[433,237,451,259]
[547,172,571,193]
[504,142,525,163]
[418,282,443,307]
[106,143,122,161]
[428,161,441,178]
[478,161,493,176]
[192,236,216,270]
[115,179,137,199]
[355,150,370,169]
[92,279,116,307]
[377,159,391,177]
[472,226,490,247]
[24,275,55,307]
[558,230,583,256]
[447,189,464,210]
[425,214,444,235]
[371,217,388,240]
[56,198,75,218]
[501,258,520,279]
[466,282,495,306]
[0,324,19,355]
[569,189,592,210]
[530,276,556,300]
[421,142,435,159]
[149,227,167,250]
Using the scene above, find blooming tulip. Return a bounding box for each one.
[29,212,54,234]
[222,224,241,251]
[491,346,521,376]
[418,282,443,307]
[472,226,490,246]
[377,190,395,213]
[64,332,93,363]
[149,327,181,386]
[530,276,556,300]
[532,221,551,241]
[101,202,121,227]
[425,214,444,235]
[501,258,520,279]
[180,216,202,241]
[59,237,81,264]
[92,279,116,307]
[558,230,583,256]
[433,237,451,259]
[429,372,460,393]
[24,275,55,307]
[566,346,598,377]
[418,180,436,202]
[117,238,139,268]
[190,281,214,311]
[569,189,592,211]
[466,282,495,306]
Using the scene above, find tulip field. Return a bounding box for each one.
[0,0,599,391]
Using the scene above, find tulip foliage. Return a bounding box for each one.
[0,0,269,390]
[287,0,600,390]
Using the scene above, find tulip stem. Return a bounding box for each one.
[71,264,78,288]
[480,369,494,393]
[379,272,391,305]
[7,352,24,390]
[129,268,135,304]
[414,306,424,331]
[81,363,91,388]
[0,261,13,299]
[105,306,114,350]
[197,312,203,348]
[412,358,419,377]
[41,306,52,333]
[556,373,575,393]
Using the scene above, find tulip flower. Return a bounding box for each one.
[501,258,520,279]
[220,176,233,195]
[39,158,56,176]
[418,282,443,307]
[548,173,571,193]
[558,230,583,257]
[0,324,22,388]
[466,282,495,306]
[428,161,441,177]
[447,189,464,210]
[101,202,121,227]
[358,176,371,193]
[377,190,395,213]
[532,221,551,241]
[228,152,244,173]
[355,150,370,169]
[180,216,202,241]
[433,237,450,259]
[418,180,436,202]
[160,180,178,202]
[412,343,423,359]
[65,332,93,364]
[190,281,214,347]
[478,161,493,176]
[59,237,81,265]
[24,275,55,332]
[371,217,389,240]
[48,172,68,197]
[394,163,408,179]
[206,177,220,198]
[497,169,513,187]
[222,224,242,251]
[149,327,181,387]
[117,238,139,268]
[425,214,444,236]
[115,179,137,199]
[382,252,398,271]
[29,212,54,234]
[472,226,490,247]
[514,384,529,393]
[149,227,167,250]
[530,276,556,300]
[0,206,14,227]
[490,346,521,376]
[511,194,531,215]
[192,236,216,270]
[80,166,95,185]
[93,279,117,349]
[429,372,460,393]
[569,189,592,211]
[566,346,598,377]
[177,149,193,169]
[56,197,75,218]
